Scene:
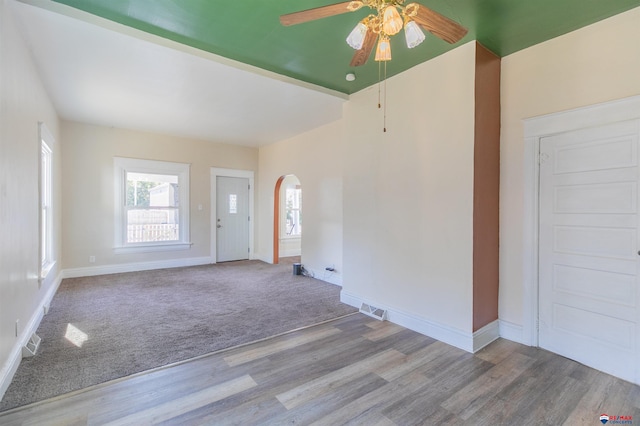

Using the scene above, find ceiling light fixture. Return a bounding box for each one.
[374,35,392,62]
[345,1,427,63]
[343,1,429,132]
[281,1,467,67]
[281,0,467,133]
[404,18,426,48]
[346,21,368,49]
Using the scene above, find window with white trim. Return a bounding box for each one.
[283,184,302,237]
[40,140,53,272]
[114,158,190,253]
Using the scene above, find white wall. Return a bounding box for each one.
[342,42,477,334]
[61,121,258,272]
[499,7,640,337]
[258,120,344,284]
[0,0,61,398]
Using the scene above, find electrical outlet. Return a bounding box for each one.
[89,255,96,263]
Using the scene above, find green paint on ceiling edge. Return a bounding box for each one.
[49,0,640,95]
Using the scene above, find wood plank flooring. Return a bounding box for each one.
[1,313,638,425]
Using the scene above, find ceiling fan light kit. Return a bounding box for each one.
[346,21,368,49]
[381,5,404,36]
[280,0,468,132]
[280,0,468,66]
[404,19,426,48]
[374,35,392,61]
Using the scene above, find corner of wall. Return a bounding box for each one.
[341,290,497,353]
[0,271,63,401]
[472,42,501,332]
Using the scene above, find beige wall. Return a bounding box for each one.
[258,120,344,283]
[0,0,60,395]
[3,1,637,396]
[499,7,640,331]
[342,41,477,332]
[61,121,258,270]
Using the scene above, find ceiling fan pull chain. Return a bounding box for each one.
[378,59,382,109]
[383,61,387,133]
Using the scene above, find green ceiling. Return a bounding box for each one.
[50,0,640,94]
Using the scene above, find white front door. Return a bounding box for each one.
[216,176,249,262]
[539,119,640,384]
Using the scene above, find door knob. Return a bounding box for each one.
[217,224,222,228]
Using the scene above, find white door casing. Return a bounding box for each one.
[522,95,640,385]
[210,168,254,263]
[538,120,639,383]
[216,176,250,262]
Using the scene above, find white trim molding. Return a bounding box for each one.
[63,256,214,279]
[341,291,498,353]
[522,95,640,347]
[39,122,55,281]
[210,168,255,263]
[113,157,191,253]
[303,265,342,287]
[0,271,63,401]
[499,320,525,345]
[473,321,500,352]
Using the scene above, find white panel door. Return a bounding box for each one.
[216,176,249,262]
[539,119,640,384]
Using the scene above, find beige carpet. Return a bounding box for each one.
[0,258,356,411]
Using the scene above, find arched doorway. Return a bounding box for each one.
[273,175,301,264]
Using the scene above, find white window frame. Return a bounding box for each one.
[114,157,191,254]
[39,123,55,279]
[281,184,302,239]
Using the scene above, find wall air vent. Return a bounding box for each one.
[22,333,42,358]
[359,303,388,321]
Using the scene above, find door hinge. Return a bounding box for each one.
[538,152,550,164]
[248,247,250,253]
[248,216,250,221]
[248,184,250,190]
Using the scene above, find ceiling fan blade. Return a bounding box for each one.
[349,29,377,67]
[411,3,468,44]
[280,1,355,26]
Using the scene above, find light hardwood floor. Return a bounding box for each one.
[1,313,638,425]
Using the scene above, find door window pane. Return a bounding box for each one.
[229,194,237,214]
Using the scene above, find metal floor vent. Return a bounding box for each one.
[359,303,388,321]
[22,333,41,358]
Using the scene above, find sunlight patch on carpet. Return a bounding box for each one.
[65,323,88,347]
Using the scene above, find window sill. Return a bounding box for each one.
[40,260,57,283]
[280,235,302,240]
[114,242,192,255]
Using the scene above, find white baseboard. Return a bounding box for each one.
[62,256,214,278]
[254,253,272,264]
[0,271,63,401]
[473,320,500,352]
[498,320,526,345]
[303,266,342,287]
[341,291,496,353]
[279,249,301,258]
